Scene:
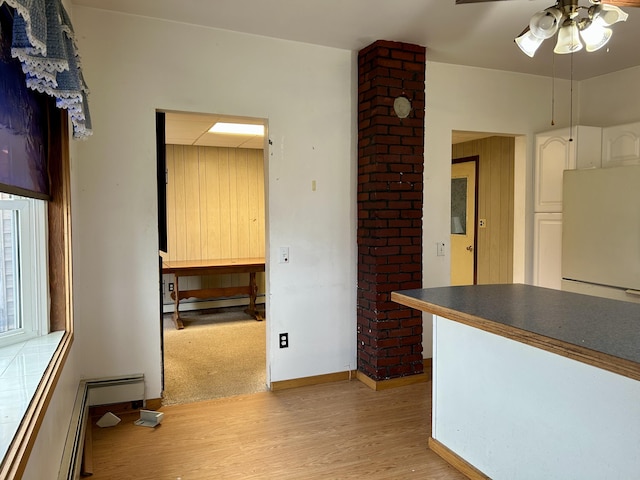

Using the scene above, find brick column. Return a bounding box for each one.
[357,40,425,382]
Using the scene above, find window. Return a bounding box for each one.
[451,177,468,235]
[0,194,48,347]
[0,2,76,473]
[0,111,72,479]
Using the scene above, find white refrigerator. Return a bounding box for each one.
[561,164,640,303]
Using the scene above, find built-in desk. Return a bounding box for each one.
[392,284,640,480]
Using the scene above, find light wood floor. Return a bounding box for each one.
[89,380,466,479]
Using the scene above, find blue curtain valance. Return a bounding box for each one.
[1,0,92,139]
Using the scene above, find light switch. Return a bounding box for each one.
[279,247,290,263]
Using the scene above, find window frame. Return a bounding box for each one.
[0,197,49,347]
[0,109,74,480]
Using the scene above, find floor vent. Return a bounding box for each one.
[57,374,145,480]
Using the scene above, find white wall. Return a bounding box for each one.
[579,65,640,127]
[70,7,357,396]
[421,62,575,356]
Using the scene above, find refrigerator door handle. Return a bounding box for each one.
[624,289,640,297]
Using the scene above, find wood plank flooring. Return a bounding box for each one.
[89,380,466,479]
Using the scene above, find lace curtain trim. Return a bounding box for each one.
[1,0,92,139]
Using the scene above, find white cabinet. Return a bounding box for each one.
[532,126,600,289]
[601,121,640,167]
[534,126,602,213]
[534,131,572,213]
[533,213,562,290]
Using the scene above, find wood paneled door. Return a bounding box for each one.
[450,159,477,285]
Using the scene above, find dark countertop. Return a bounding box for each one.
[392,284,640,380]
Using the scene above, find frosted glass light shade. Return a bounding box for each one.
[515,30,544,57]
[592,4,629,26]
[580,22,612,52]
[530,8,563,39]
[554,21,583,54]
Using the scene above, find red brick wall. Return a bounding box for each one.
[357,40,425,381]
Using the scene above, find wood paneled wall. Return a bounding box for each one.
[163,145,265,305]
[166,145,265,261]
[452,136,514,284]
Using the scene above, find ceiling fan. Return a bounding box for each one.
[456,0,640,56]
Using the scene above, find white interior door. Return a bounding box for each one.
[450,161,476,285]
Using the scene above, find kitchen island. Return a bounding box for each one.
[392,284,640,480]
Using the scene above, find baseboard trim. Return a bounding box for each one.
[424,357,432,379]
[356,371,429,391]
[428,437,491,480]
[146,398,163,411]
[270,370,357,391]
[356,358,433,391]
[270,359,433,393]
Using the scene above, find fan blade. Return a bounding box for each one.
[455,0,640,5]
[602,0,640,6]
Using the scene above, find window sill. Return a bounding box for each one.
[0,332,64,460]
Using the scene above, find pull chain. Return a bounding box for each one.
[569,51,574,142]
[551,53,555,126]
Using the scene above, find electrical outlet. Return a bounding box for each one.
[479,219,487,228]
[168,283,174,292]
[279,247,290,263]
[279,333,289,348]
[437,242,445,256]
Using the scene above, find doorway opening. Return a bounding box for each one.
[451,131,518,285]
[156,110,268,405]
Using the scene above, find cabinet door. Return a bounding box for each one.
[535,129,575,212]
[601,122,640,168]
[533,213,563,290]
[534,126,602,212]
[574,125,602,170]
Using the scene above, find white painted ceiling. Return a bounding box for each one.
[72,0,640,81]
[164,112,266,149]
[71,0,640,147]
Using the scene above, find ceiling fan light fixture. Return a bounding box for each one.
[579,21,612,52]
[554,20,583,54]
[529,7,563,39]
[515,28,545,57]
[513,0,632,58]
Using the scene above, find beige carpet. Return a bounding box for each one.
[162,307,267,405]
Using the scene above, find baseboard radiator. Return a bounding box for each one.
[57,374,145,480]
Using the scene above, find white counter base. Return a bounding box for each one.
[433,315,640,479]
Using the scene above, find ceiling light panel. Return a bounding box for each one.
[209,123,265,135]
